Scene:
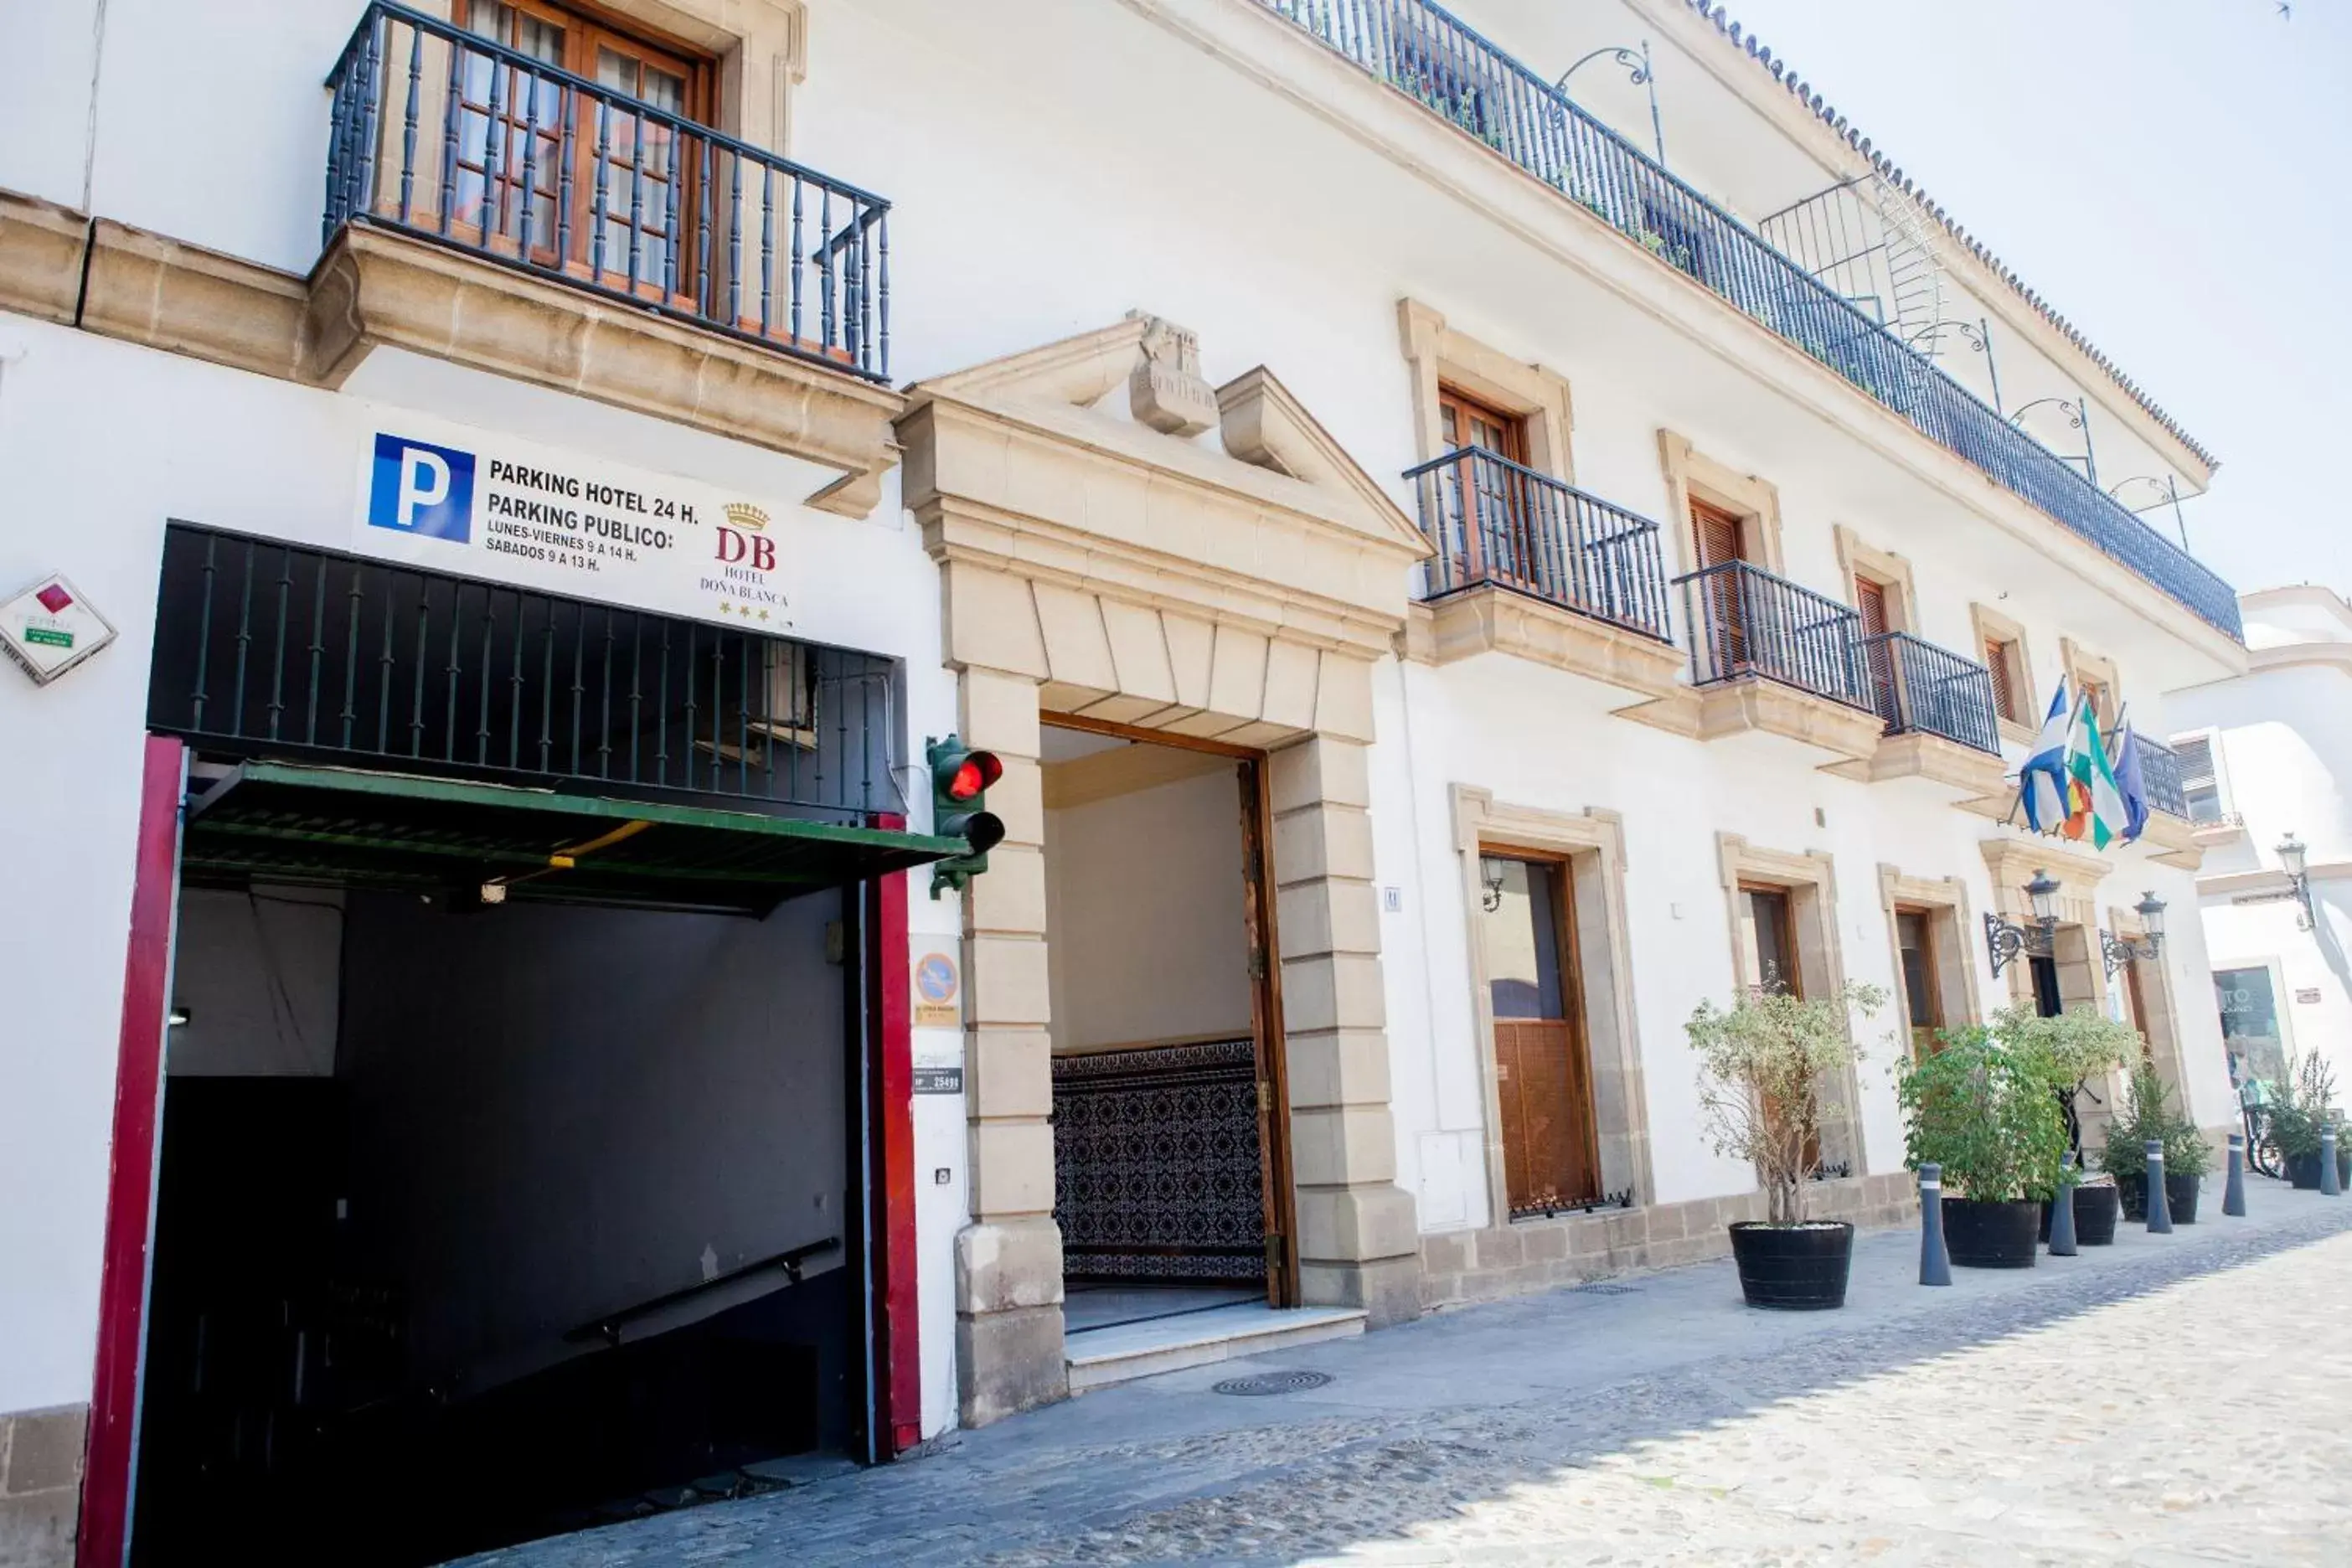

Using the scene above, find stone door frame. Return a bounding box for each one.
[898,314,1434,1428]
[1040,709,1302,1308]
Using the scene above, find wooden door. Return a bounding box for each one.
[1235,756,1297,1307]
[1482,854,1601,1215]
[1896,908,1943,1060]
[1440,389,1529,589]
[1691,498,1751,673]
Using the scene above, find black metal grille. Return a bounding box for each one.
[2134,731,2191,819]
[1404,446,1674,642]
[325,3,888,382]
[1257,0,2241,642]
[1674,560,1871,709]
[1859,632,2001,756]
[148,524,898,820]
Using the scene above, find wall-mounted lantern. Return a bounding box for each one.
[1478,854,1509,914]
[2279,833,2314,932]
[1984,869,2061,979]
[2101,890,2167,978]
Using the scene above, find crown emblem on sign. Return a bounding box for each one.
[724,502,769,532]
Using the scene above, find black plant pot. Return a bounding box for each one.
[2288,1152,2324,1190]
[2074,1183,2120,1245]
[1727,1220,1854,1309]
[2114,1171,2201,1221]
[1942,1198,2040,1268]
[2039,1184,2121,1246]
[2117,1172,2148,1220]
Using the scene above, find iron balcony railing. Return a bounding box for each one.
[2133,731,2192,819]
[1675,560,1871,709]
[325,3,888,381]
[1405,445,1674,641]
[1859,632,2000,756]
[1255,0,2241,642]
[148,524,899,821]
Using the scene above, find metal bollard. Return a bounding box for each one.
[1919,1163,1951,1286]
[2144,1138,2172,1233]
[2048,1152,2078,1256]
[2324,1121,2342,1198]
[2224,1132,2247,1217]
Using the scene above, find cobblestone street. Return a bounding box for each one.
[462,1188,2352,1567]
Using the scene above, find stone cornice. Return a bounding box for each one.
[0,187,900,518]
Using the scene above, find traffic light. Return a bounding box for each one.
[926,734,1005,898]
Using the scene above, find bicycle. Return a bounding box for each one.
[2244,1101,2288,1180]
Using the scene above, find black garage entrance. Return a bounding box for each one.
[119,525,957,1565]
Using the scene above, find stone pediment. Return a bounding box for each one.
[904,312,1431,569]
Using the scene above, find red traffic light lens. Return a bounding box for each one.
[947,760,984,801]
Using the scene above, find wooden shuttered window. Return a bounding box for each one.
[1984,637,2021,724]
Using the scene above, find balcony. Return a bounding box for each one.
[311,3,900,512]
[1402,446,1685,701]
[1254,0,2242,642]
[1832,632,2007,796]
[1653,560,1884,762]
[2130,732,2205,868]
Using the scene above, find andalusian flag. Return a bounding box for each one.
[2061,698,2129,848]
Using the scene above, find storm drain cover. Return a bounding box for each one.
[1573,1282,1641,1296]
[1213,1369,1333,1396]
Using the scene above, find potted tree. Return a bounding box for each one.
[1685,981,1885,1309]
[2006,1006,2135,1246]
[2274,1054,2344,1189]
[1900,1024,2066,1267]
[2097,1062,2212,1221]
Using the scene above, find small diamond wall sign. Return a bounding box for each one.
[2,574,117,685]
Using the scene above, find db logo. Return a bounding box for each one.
[716,502,774,570]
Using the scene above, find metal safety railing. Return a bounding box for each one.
[147,525,900,820]
[1859,631,2000,756]
[1675,560,1871,709]
[325,2,888,380]
[1255,0,2241,641]
[1404,446,1674,641]
[2133,731,2191,819]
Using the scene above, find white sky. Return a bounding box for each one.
[1705,0,2350,599]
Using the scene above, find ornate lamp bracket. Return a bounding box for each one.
[1983,910,2055,981]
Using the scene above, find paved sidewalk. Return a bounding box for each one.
[460,1181,2352,1566]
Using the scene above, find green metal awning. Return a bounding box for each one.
[180,761,961,916]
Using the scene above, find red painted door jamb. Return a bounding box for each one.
[866,815,923,1455]
[78,735,186,1568]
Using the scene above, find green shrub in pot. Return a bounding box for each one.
[1900,1025,2068,1204]
[1901,1024,2068,1266]
[2267,1052,2340,1185]
[2097,1061,2211,1221]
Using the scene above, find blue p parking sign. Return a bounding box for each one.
[368,432,476,543]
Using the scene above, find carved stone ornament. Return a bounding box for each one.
[1127,312,1220,437]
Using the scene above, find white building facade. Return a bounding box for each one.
[2168,586,2352,1104]
[0,1,2255,1563]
